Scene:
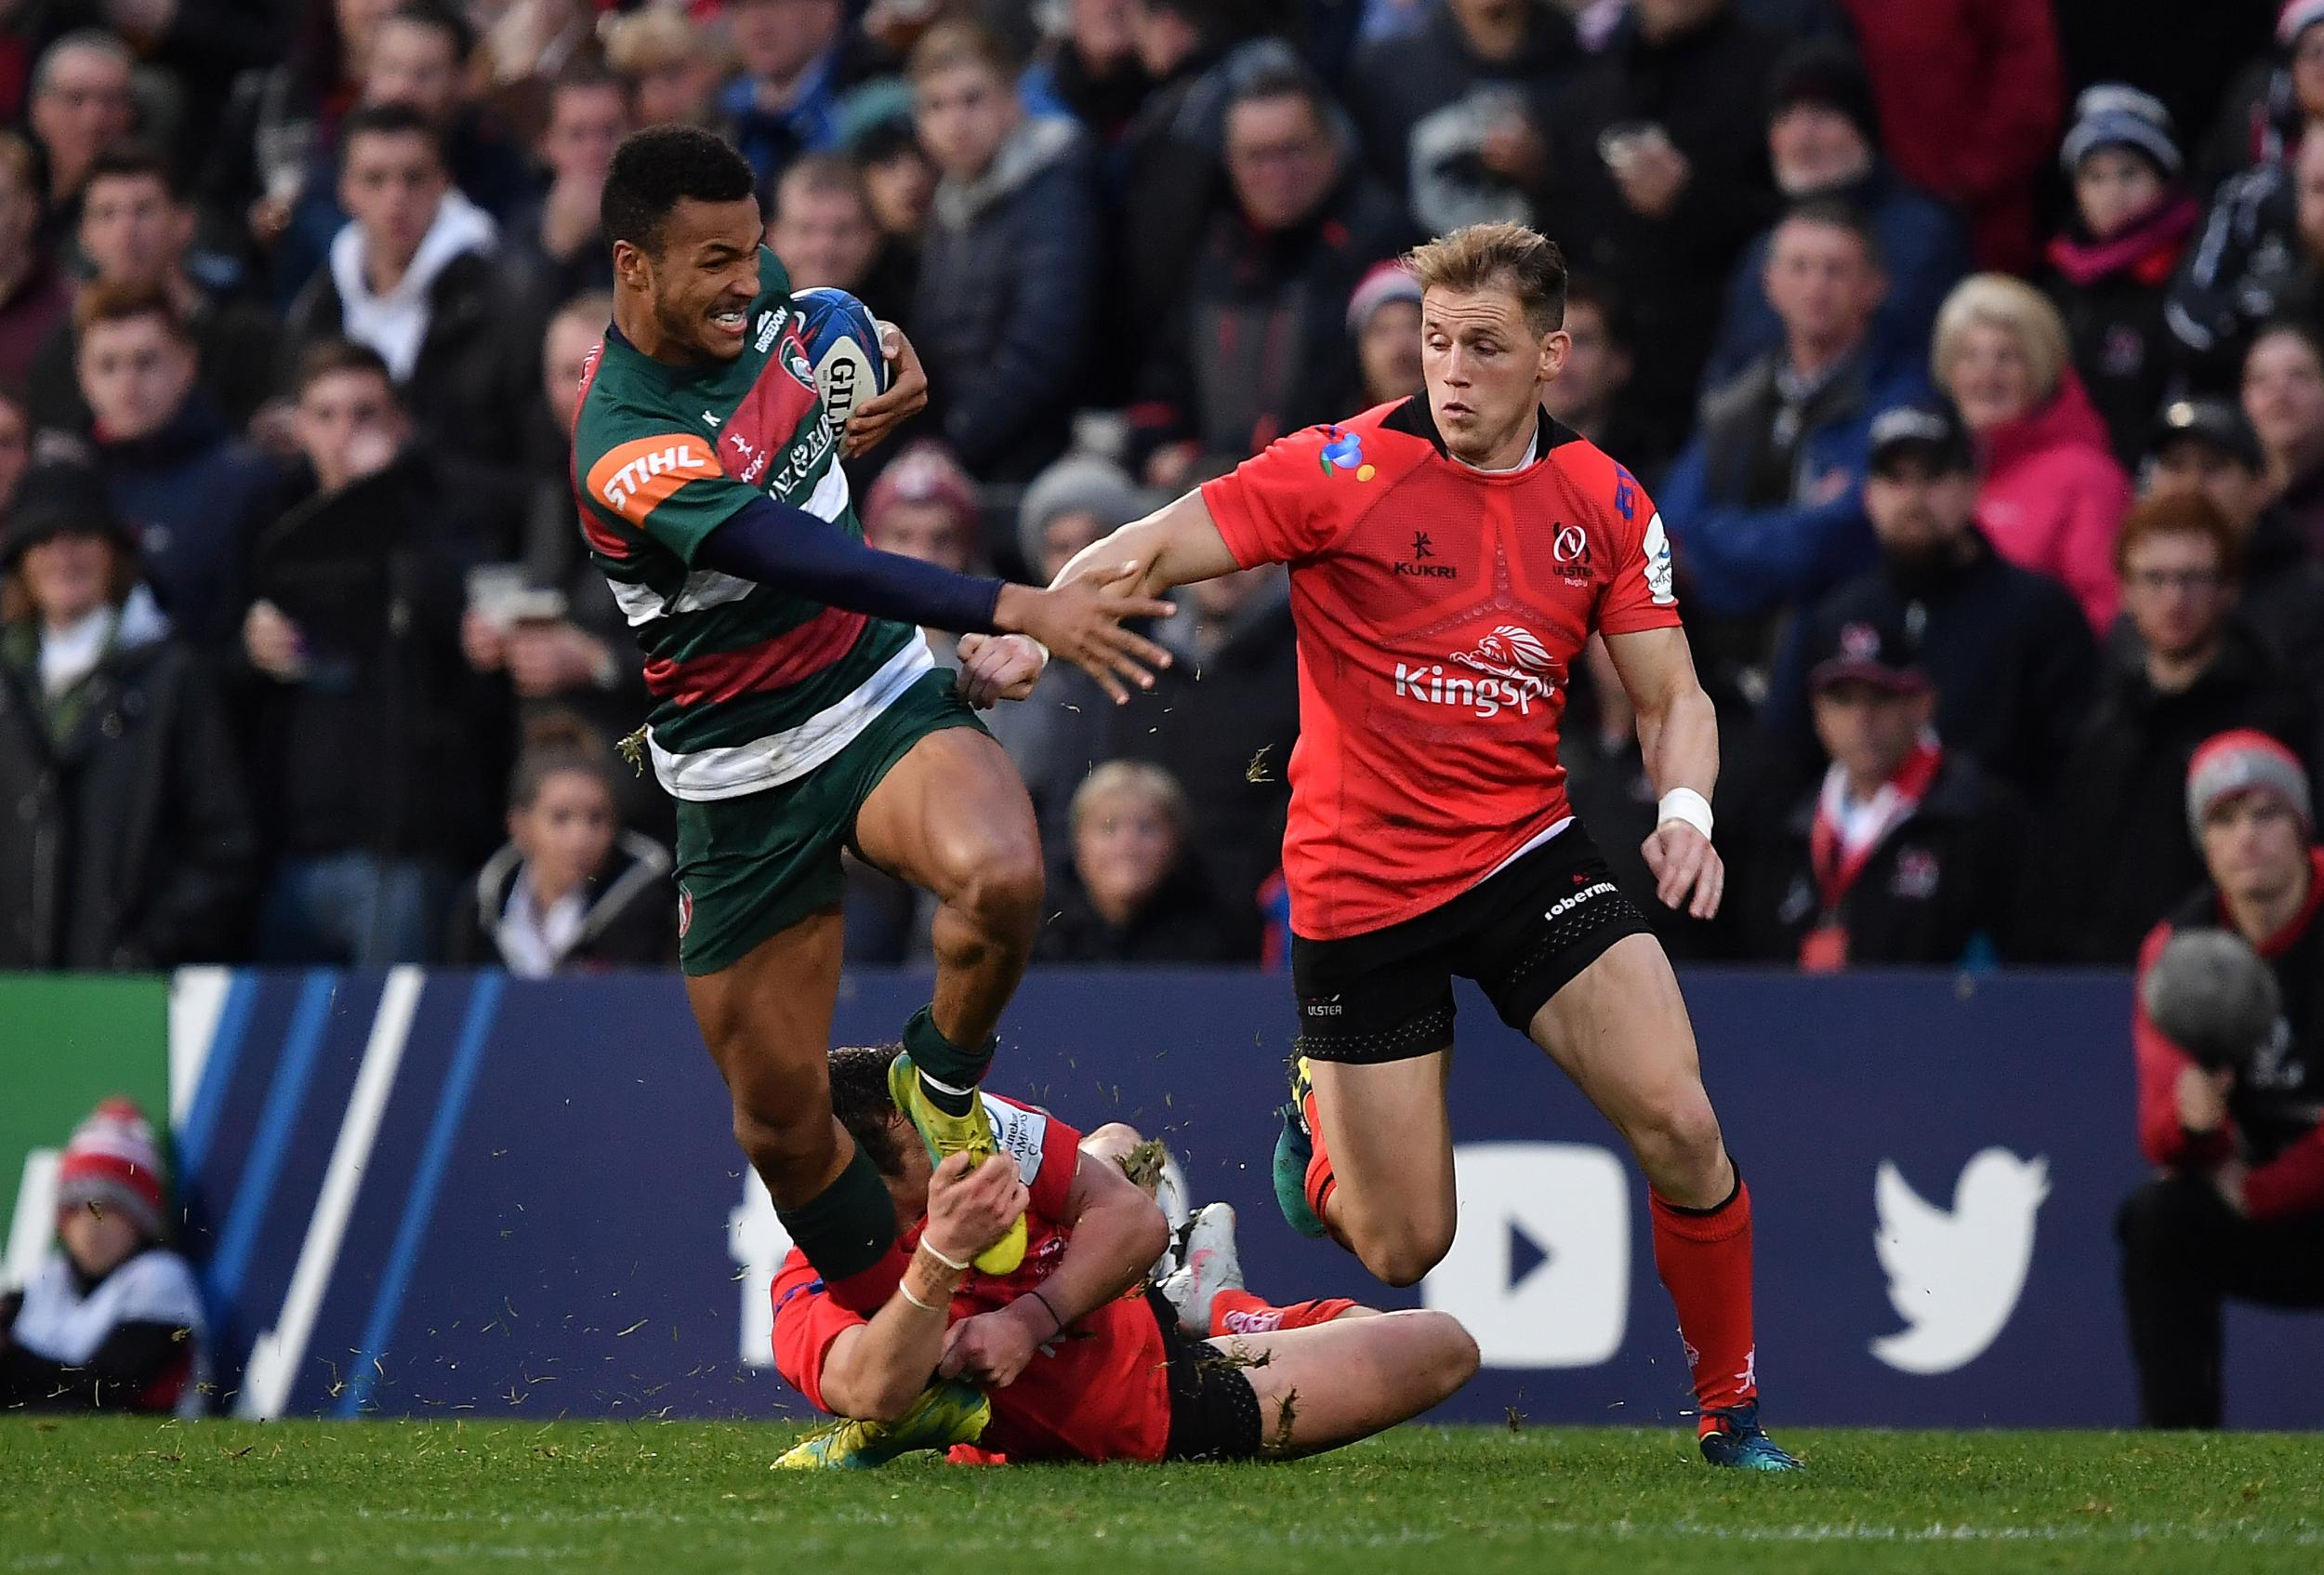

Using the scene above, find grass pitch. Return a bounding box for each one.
[4,1420,2319,1574]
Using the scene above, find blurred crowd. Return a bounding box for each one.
[3,0,2323,976]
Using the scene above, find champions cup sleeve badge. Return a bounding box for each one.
[1318,426,1376,482]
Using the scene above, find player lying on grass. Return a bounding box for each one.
[769,1043,1479,1466]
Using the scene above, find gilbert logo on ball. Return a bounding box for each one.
[792,287,891,437]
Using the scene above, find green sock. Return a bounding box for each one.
[775,1145,899,1292]
[904,1006,992,1118]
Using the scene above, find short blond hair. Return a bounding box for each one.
[1070,761,1187,838]
[1406,222,1567,335]
[604,7,723,78]
[1931,273,2071,408]
[909,20,1013,85]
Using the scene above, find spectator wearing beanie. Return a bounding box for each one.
[2043,86,2204,470]
[2119,729,2324,1429]
[0,462,256,971]
[859,439,987,670]
[2142,395,2324,682]
[986,454,1143,857]
[1348,262,1422,409]
[1699,39,1969,399]
[2026,490,2317,964]
[0,1099,206,1415]
[1932,273,2133,633]
[1723,608,2035,968]
[1766,401,2098,800]
[1838,0,2063,274]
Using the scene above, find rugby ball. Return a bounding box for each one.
[793,287,890,437]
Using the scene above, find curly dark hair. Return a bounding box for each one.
[601,126,757,257]
[828,1043,910,1178]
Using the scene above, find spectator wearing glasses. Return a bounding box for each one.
[2141,396,2324,682]
[2027,490,2317,964]
[1130,64,1411,489]
[24,32,138,248]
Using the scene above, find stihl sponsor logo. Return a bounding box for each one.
[601,443,709,510]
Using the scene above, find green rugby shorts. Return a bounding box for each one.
[672,668,985,975]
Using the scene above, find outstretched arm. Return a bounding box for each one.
[957,488,1244,705]
[1603,625,1723,920]
[697,496,1176,702]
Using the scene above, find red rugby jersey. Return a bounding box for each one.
[1199,399,1682,940]
[769,1097,1172,1463]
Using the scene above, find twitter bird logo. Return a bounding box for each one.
[1870,1149,2051,1375]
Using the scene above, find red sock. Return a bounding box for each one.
[824,1241,911,1317]
[1208,1289,1357,1338]
[1648,1177,1758,1435]
[1301,1085,1346,1246]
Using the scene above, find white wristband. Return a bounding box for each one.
[918,1238,972,1273]
[1657,788,1713,840]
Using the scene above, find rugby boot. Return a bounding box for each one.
[888,1051,1026,1274]
[772,1379,991,1470]
[1697,1401,1802,1471]
[1158,1203,1244,1332]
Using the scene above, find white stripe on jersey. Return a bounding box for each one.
[607,567,759,628]
[603,464,847,628]
[647,637,935,801]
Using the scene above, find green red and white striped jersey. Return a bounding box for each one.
[570,246,923,801]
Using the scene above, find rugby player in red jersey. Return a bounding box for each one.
[962,222,1797,1469]
[769,1044,1479,1466]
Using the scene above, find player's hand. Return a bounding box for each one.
[2175,1065,2233,1134]
[1643,820,1722,920]
[924,1153,1029,1266]
[1613,137,1689,218]
[244,599,310,682]
[507,622,613,698]
[844,322,929,457]
[994,566,1175,705]
[956,632,1047,708]
[2212,1159,2249,1216]
[937,1304,1043,1388]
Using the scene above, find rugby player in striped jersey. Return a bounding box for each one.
[572,127,1171,1335]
